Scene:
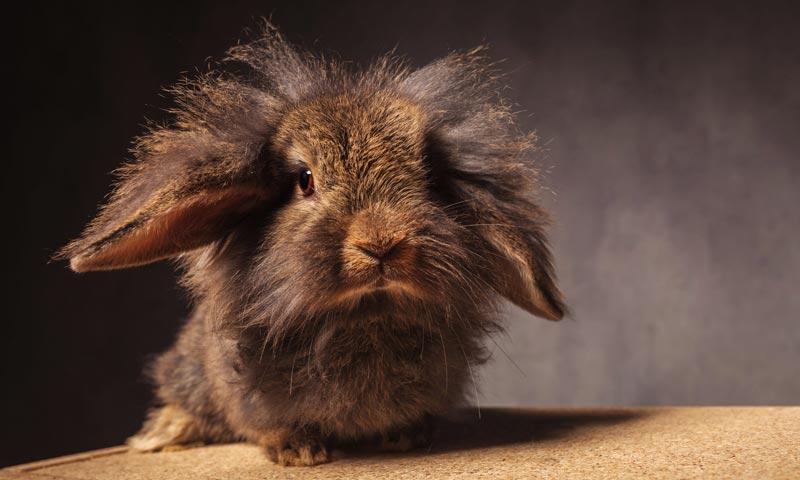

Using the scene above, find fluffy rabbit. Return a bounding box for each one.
[57,24,565,466]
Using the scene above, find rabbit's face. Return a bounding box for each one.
[254,92,475,315]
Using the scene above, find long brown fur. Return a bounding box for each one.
[56,22,566,466]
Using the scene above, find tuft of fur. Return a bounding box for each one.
[57,22,566,466]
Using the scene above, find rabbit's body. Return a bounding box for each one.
[135,296,478,462]
[59,24,565,466]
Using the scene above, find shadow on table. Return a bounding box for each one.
[339,407,650,459]
[427,407,649,454]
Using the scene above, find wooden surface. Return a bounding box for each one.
[2,407,798,479]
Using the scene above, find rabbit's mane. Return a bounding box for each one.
[139,22,539,196]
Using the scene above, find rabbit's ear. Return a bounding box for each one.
[57,132,275,272]
[62,185,271,273]
[485,222,566,321]
[465,186,566,321]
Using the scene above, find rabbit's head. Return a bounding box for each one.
[57,25,565,340]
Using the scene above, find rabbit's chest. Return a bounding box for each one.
[273,321,461,431]
[285,325,444,434]
[304,322,432,393]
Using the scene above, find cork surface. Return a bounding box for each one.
[3,407,798,479]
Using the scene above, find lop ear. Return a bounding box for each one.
[60,185,271,273]
[405,44,564,319]
[484,222,566,321]
[465,187,566,321]
[56,129,275,272]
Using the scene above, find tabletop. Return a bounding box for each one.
[2,407,798,479]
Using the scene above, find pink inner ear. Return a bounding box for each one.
[70,186,270,272]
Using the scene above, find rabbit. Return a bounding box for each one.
[55,23,566,466]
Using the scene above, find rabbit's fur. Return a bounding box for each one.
[57,24,565,466]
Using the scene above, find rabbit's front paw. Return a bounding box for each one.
[127,405,205,452]
[261,429,330,466]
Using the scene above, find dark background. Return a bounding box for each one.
[3,0,799,467]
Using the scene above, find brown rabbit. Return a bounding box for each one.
[56,23,565,466]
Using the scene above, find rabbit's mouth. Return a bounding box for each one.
[328,275,425,309]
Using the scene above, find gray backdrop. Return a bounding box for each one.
[469,2,800,405]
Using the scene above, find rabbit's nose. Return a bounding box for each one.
[353,238,403,264]
[343,205,417,274]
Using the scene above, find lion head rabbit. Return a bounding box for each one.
[57,23,565,466]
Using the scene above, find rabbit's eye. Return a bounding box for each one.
[298,169,315,196]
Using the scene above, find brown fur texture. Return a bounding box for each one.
[56,23,566,466]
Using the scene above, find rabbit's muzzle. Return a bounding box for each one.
[341,203,419,292]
